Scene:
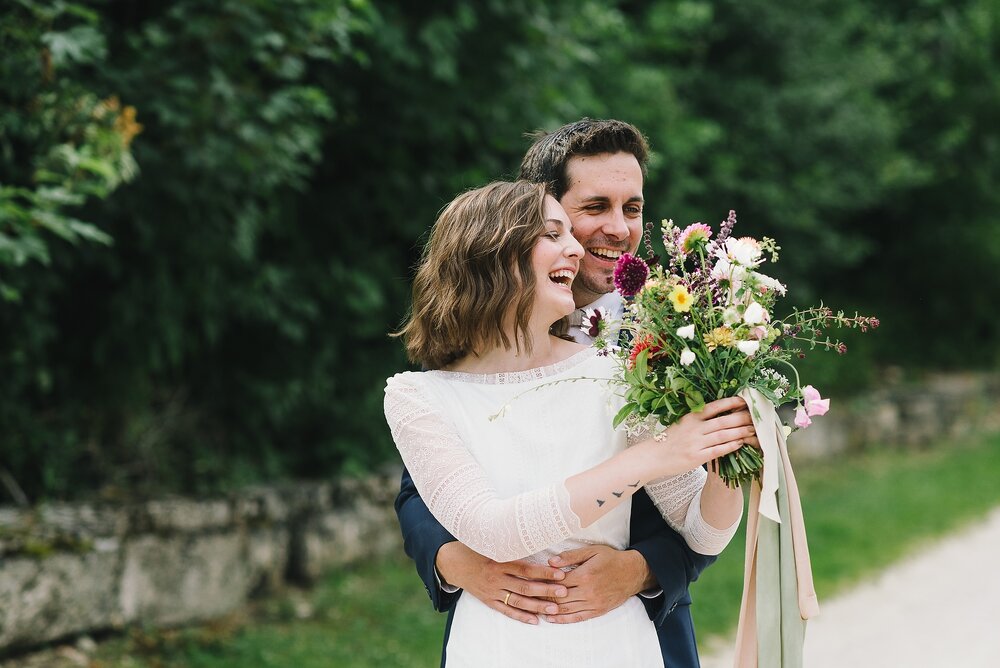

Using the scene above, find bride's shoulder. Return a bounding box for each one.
[385,369,430,394]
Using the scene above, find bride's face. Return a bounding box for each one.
[530,196,584,322]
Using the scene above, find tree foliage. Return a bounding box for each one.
[0,0,997,501]
[0,0,138,300]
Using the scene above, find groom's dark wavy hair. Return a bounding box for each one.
[518,118,650,199]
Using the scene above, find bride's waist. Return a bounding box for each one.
[458,590,650,628]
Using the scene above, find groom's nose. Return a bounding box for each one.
[602,209,630,241]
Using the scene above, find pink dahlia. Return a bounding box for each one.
[679,223,713,254]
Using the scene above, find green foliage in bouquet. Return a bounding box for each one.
[602,212,878,488]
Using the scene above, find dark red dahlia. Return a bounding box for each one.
[613,253,649,297]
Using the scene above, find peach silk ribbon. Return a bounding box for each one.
[733,387,820,668]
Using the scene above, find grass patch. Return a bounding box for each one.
[691,431,1000,643]
[81,433,1000,667]
[87,560,445,668]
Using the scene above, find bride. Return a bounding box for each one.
[384,180,756,667]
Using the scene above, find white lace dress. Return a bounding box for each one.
[384,348,738,668]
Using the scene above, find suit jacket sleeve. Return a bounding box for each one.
[394,466,461,613]
[628,488,718,626]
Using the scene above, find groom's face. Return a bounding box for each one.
[559,151,644,308]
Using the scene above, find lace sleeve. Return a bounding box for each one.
[644,467,740,556]
[626,422,738,556]
[384,374,581,563]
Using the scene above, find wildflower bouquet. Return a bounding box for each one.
[598,211,878,489]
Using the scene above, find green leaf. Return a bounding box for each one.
[613,402,637,429]
[42,25,107,66]
[636,348,649,379]
[685,390,706,412]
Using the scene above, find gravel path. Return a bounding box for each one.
[701,505,1000,668]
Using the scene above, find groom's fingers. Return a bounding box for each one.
[502,591,561,616]
[507,560,565,582]
[509,578,567,599]
[543,608,598,624]
[549,546,598,568]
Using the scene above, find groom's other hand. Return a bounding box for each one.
[435,541,568,625]
[543,545,655,623]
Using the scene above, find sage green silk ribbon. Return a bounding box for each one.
[734,388,820,667]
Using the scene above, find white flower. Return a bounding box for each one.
[743,301,769,325]
[751,271,787,295]
[677,324,695,340]
[711,258,747,282]
[578,306,609,338]
[736,340,760,357]
[722,306,741,325]
[717,237,763,267]
[680,348,696,366]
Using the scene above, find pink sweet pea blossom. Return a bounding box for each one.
[802,385,830,416]
[794,406,812,428]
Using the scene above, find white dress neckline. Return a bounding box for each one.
[427,347,597,385]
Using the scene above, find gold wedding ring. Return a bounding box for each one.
[504,591,512,606]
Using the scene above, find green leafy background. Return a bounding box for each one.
[1,0,997,500]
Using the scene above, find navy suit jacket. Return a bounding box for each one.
[395,467,716,667]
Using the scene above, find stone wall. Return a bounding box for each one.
[0,472,403,655]
[785,371,1000,461]
[2,372,998,655]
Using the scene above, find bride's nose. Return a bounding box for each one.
[565,236,584,259]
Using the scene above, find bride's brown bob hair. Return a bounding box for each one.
[394,180,569,369]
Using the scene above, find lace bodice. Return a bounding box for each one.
[384,349,736,562]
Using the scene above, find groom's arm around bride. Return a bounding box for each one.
[395,466,716,668]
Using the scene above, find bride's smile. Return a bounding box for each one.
[530,195,583,325]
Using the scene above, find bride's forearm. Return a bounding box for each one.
[566,441,662,528]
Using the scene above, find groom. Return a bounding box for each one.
[395,118,716,667]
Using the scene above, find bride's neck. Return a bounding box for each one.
[448,322,568,374]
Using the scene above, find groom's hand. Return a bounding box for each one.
[543,545,654,624]
[435,542,568,625]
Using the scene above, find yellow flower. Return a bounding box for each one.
[668,284,693,312]
[704,326,735,351]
